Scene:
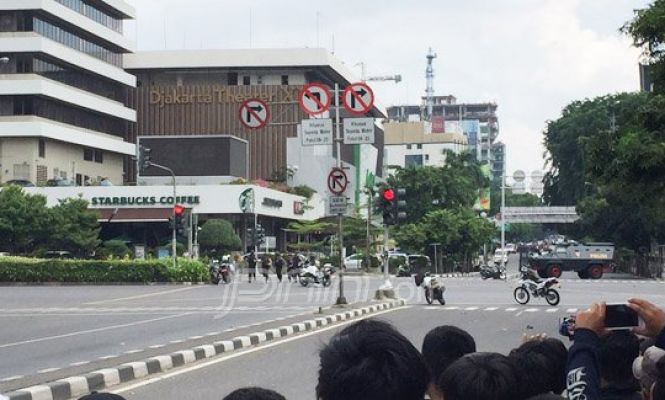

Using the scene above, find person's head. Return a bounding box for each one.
[509,338,568,396]
[600,330,640,386]
[421,326,476,383]
[634,345,665,400]
[222,387,286,400]
[316,319,428,400]
[438,353,522,400]
[78,393,127,400]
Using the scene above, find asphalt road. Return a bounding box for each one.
[112,277,665,400]
[1,256,663,396]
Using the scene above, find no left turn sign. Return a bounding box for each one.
[299,83,332,115]
[239,99,270,129]
[343,82,374,115]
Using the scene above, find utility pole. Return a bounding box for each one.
[365,188,372,272]
[146,162,177,269]
[500,149,507,269]
[430,243,440,275]
[334,83,347,305]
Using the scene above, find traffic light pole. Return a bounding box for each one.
[146,162,177,269]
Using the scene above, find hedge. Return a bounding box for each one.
[0,257,208,283]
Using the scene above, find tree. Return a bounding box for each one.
[341,216,382,253]
[198,219,242,256]
[0,185,51,254]
[49,198,101,257]
[101,239,131,259]
[387,152,488,224]
[622,0,665,93]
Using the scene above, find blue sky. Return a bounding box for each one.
[126,0,651,176]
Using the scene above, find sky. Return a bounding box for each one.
[125,0,651,175]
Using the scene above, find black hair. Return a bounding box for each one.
[222,387,286,400]
[509,338,568,396]
[316,319,428,400]
[78,394,126,400]
[437,352,522,400]
[421,325,476,382]
[599,330,640,384]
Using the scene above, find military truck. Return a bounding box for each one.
[524,242,615,279]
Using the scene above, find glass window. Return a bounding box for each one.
[406,144,412,150]
[227,72,238,85]
[83,148,93,161]
[94,149,103,163]
[405,155,424,167]
[417,144,423,149]
[53,0,123,33]
[281,75,289,85]
[38,139,46,158]
[242,76,251,85]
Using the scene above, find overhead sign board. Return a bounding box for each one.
[327,167,348,195]
[328,196,348,215]
[342,82,374,115]
[239,99,270,129]
[301,119,333,146]
[343,118,375,144]
[299,83,332,115]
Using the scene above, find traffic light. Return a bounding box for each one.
[379,187,407,226]
[393,188,407,223]
[248,224,266,247]
[137,144,152,174]
[380,187,396,225]
[174,204,186,235]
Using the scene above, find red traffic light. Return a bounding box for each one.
[382,188,395,201]
[174,204,185,216]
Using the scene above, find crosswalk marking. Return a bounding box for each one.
[505,308,518,312]
[546,308,559,313]
[484,307,499,311]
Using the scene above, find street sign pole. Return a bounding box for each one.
[334,83,347,306]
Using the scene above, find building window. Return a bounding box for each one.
[257,75,263,84]
[406,144,412,150]
[417,144,423,149]
[84,148,93,161]
[76,173,82,186]
[227,72,238,85]
[405,155,424,167]
[425,154,430,161]
[94,149,103,163]
[281,75,289,85]
[242,76,251,86]
[38,139,45,158]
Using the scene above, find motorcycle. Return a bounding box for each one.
[397,264,411,277]
[513,266,560,306]
[480,264,506,280]
[209,257,233,284]
[422,274,446,305]
[299,264,334,287]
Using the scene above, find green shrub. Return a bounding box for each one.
[102,240,131,259]
[0,257,207,283]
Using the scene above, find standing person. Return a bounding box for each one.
[288,253,300,282]
[274,253,285,283]
[247,251,257,283]
[261,255,271,282]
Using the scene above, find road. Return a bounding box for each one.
[1,261,664,397]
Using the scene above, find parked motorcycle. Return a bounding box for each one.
[513,267,560,305]
[422,274,446,305]
[299,264,334,287]
[480,264,506,280]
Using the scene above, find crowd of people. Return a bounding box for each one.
[41,298,665,400]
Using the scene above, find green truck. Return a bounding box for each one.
[525,242,615,279]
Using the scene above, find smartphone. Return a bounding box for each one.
[605,304,639,329]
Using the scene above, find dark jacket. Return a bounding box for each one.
[566,329,601,400]
[599,382,641,400]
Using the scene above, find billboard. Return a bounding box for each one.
[431,116,445,133]
[474,163,491,211]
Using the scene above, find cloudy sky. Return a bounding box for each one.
[125,0,650,175]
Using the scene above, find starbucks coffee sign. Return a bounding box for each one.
[91,195,201,206]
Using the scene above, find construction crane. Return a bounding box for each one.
[356,62,401,84]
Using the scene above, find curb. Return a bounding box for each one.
[3,299,406,400]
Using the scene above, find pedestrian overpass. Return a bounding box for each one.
[501,206,579,224]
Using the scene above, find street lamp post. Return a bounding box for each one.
[429,243,441,275]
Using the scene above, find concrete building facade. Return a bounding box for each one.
[0,0,137,186]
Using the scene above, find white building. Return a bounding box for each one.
[0,0,137,186]
[383,121,467,169]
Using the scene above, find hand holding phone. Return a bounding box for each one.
[604,304,639,330]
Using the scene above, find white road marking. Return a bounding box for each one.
[464,307,479,311]
[169,340,184,344]
[69,361,90,367]
[99,355,118,360]
[37,367,60,374]
[525,308,539,313]
[205,332,221,336]
[566,308,579,313]
[112,306,405,395]
[0,313,190,349]
[149,344,165,349]
[505,307,518,312]
[484,307,499,311]
[546,308,559,313]
[0,375,24,382]
[84,286,202,305]
[443,306,460,310]
[124,349,143,354]
[188,336,204,340]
